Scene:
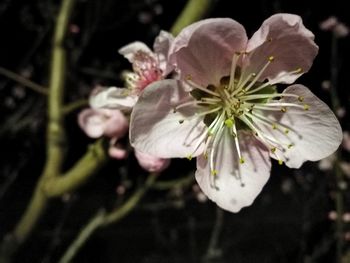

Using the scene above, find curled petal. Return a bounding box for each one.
[130,79,206,158]
[153,30,174,75]
[135,150,170,172]
[109,145,127,160]
[118,41,152,63]
[78,108,106,138]
[253,84,342,168]
[244,13,318,84]
[78,108,128,139]
[89,87,138,112]
[169,18,247,87]
[195,130,271,213]
[103,110,129,138]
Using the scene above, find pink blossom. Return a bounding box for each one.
[81,31,174,172]
[90,31,174,112]
[134,150,170,172]
[130,14,342,212]
[320,16,349,38]
[78,108,128,139]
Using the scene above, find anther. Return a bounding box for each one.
[224,119,234,128]
[186,74,192,80]
[284,129,289,134]
[295,67,303,73]
[179,120,184,124]
[268,56,275,62]
[288,144,294,149]
[303,104,310,111]
[272,123,277,130]
[187,155,193,160]
[281,107,287,112]
[239,158,245,164]
[271,147,276,153]
[298,96,304,102]
[211,170,218,176]
[278,160,283,165]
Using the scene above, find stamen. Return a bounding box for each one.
[228,52,241,91]
[185,79,220,97]
[232,123,244,165]
[238,56,274,93]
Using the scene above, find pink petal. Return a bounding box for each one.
[195,130,271,213]
[103,109,129,138]
[78,108,128,139]
[130,79,206,158]
[169,18,247,87]
[153,30,174,75]
[78,108,107,138]
[89,87,138,112]
[135,150,170,172]
[118,41,152,63]
[254,84,342,168]
[109,145,127,160]
[244,14,318,84]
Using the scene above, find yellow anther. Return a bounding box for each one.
[251,73,257,77]
[239,158,245,164]
[186,74,192,80]
[284,129,289,134]
[178,120,184,124]
[272,123,277,130]
[271,147,276,153]
[304,104,310,111]
[186,155,193,161]
[224,119,234,128]
[278,160,283,165]
[298,96,304,102]
[288,144,294,149]
[204,152,208,160]
[281,107,287,113]
[294,67,303,73]
[211,170,218,176]
[268,56,275,62]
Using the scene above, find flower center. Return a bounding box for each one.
[124,50,163,94]
[175,52,309,188]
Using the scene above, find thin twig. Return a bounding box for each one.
[202,207,224,263]
[59,174,158,263]
[0,67,48,95]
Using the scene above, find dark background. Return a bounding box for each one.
[0,0,349,262]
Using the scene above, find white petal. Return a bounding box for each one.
[118,41,152,63]
[130,79,207,158]
[253,84,342,168]
[153,30,174,75]
[195,130,271,213]
[89,87,138,112]
[244,13,318,84]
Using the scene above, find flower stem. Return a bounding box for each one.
[202,206,224,262]
[170,0,213,35]
[330,32,344,263]
[58,174,158,263]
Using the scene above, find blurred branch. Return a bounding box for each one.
[59,174,158,263]
[0,1,76,261]
[330,32,345,263]
[202,206,224,262]
[44,139,109,197]
[0,67,48,95]
[170,0,212,35]
[151,173,194,190]
[62,99,89,115]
